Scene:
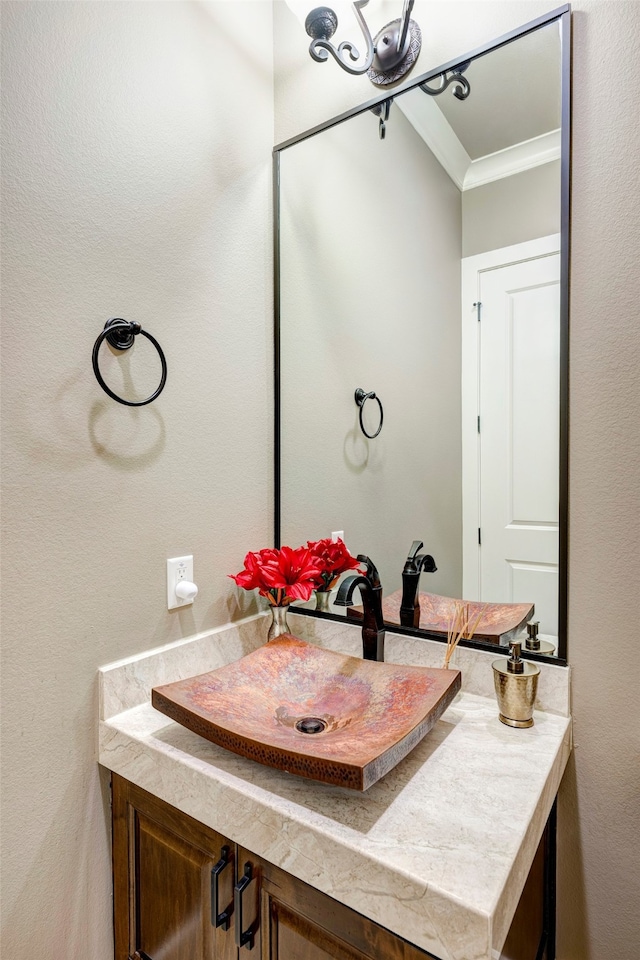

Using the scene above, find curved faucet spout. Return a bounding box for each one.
[335,559,385,662]
[335,574,371,606]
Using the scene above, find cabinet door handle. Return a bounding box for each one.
[211,845,233,930]
[234,862,256,950]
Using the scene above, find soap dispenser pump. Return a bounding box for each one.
[492,641,540,728]
[524,620,556,657]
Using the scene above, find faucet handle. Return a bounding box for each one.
[403,541,424,574]
[356,554,381,588]
[407,540,424,562]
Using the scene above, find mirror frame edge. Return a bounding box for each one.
[273,5,572,666]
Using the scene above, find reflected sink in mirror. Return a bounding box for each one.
[348,592,534,644]
[152,635,461,791]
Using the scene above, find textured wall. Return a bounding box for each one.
[275,1,640,957]
[0,2,273,957]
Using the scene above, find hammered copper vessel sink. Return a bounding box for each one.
[152,635,461,790]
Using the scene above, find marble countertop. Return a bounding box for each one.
[99,614,571,960]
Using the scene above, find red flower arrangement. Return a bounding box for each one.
[307,537,362,593]
[230,539,361,607]
[229,545,322,607]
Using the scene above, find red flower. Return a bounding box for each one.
[307,538,362,592]
[230,545,323,606]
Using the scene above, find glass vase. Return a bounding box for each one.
[267,604,290,641]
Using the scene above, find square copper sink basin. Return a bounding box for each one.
[152,635,461,791]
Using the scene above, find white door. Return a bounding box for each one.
[462,236,560,637]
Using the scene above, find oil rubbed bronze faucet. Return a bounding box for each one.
[399,540,437,628]
[334,555,385,662]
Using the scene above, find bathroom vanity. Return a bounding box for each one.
[112,773,550,960]
[100,614,571,960]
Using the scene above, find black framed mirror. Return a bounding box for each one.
[274,5,570,664]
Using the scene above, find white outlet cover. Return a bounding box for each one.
[167,555,194,610]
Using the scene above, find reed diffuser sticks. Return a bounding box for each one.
[443,601,488,669]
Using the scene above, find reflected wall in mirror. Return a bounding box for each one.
[275,8,569,661]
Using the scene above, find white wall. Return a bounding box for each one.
[275,1,640,957]
[279,107,463,597]
[462,161,561,257]
[0,2,273,957]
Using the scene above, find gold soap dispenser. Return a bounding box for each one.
[492,640,540,728]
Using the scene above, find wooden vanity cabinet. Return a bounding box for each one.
[248,848,436,960]
[112,774,237,960]
[111,774,552,960]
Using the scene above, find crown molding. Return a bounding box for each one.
[397,93,560,192]
[464,129,561,190]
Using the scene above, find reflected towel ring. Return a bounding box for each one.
[355,388,384,439]
[92,318,167,406]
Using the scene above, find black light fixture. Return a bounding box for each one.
[303,0,422,86]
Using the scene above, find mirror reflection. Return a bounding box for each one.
[277,18,567,658]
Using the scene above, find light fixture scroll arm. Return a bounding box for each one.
[420,61,472,101]
[397,0,415,56]
[306,2,375,76]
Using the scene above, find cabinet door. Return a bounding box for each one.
[112,775,236,960]
[243,848,436,960]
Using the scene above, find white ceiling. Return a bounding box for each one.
[396,19,562,189]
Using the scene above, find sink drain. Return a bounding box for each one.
[295,717,327,735]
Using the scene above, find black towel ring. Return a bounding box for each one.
[92,318,167,407]
[355,387,384,439]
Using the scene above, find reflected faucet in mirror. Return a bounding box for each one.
[334,555,386,662]
[400,540,437,628]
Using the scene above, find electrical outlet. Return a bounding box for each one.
[331,530,344,543]
[167,555,195,610]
